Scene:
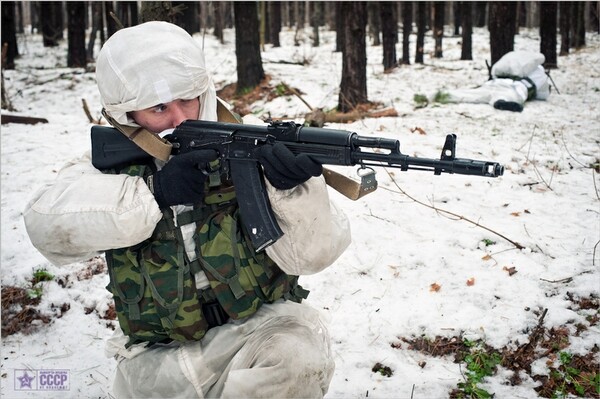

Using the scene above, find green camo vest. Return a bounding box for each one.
[104,163,309,347]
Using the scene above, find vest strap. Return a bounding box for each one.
[101,109,173,162]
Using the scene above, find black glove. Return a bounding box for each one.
[148,150,218,208]
[254,143,323,190]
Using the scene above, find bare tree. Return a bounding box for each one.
[269,2,282,47]
[488,2,516,66]
[1,1,18,69]
[460,1,473,60]
[335,2,344,52]
[591,2,599,34]
[367,2,381,46]
[105,1,119,38]
[400,2,412,65]
[415,1,427,64]
[311,1,322,47]
[380,1,397,71]
[559,2,571,56]
[117,1,138,27]
[338,2,368,113]
[41,2,63,47]
[474,1,486,27]
[571,2,585,49]
[87,2,103,60]
[67,2,87,68]
[453,2,461,36]
[432,2,444,58]
[234,2,264,94]
[540,2,557,69]
[214,2,225,44]
[172,2,200,34]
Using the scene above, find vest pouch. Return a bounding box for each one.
[106,236,209,346]
[196,207,297,320]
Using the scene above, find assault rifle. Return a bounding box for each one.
[91,120,504,251]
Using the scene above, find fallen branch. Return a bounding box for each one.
[382,168,525,250]
[263,60,306,66]
[81,98,103,124]
[324,107,399,123]
[279,81,314,111]
[539,277,573,284]
[1,114,48,124]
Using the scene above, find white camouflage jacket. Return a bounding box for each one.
[23,149,351,276]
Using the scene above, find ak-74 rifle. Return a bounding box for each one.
[91,120,504,251]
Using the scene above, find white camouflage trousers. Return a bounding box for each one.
[111,300,335,398]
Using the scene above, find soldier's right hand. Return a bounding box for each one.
[147,150,218,208]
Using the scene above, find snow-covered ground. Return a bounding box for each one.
[1,24,599,398]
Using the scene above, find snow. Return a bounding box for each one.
[2,25,599,398]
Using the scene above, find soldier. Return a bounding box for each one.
[444,51,551,112]
[24,21,350,398]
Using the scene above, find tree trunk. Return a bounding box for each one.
[269,1,282,47]
[517,1,527,28]
[1,1,18,69]
[590,2,599,34]
[293,1,304,46]
[335,2,344,52]
[172,2,200,34]
[311,1,321,46]
[488,1,516,66]
[140,2,172,23]
[380,1,397,71]
[67,2,86,68]
[259,2,268,46]
[117,2,138,27]
[415,1,427,64]
[234,2,264,93]
[433,1,444,58]
[368,2,381,46]
[338,2,368,113]
[214,2,225,43]
[474,1,487,27]
[559,2,571,56]
[453,2,461,35]
[540,2,557,69]
[87,2,103,61]
[572,2,586,49]
[41,2,63,47]
[460,1,473,60]
[15,2,24,33]
[401,1,412,65]
[104,1,118,38]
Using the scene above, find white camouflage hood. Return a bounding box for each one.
[96,21,217,127]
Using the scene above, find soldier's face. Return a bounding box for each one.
[130,97,200,133]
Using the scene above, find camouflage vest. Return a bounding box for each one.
[104,163,309,347]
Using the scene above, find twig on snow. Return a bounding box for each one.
[382,169,525,250]
[539,277,573,284]
[531,161,555,191]
[592,169,600,201]
[559,130,588,169]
